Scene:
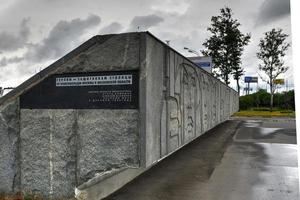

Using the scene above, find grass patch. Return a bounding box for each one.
[0,194,23,200]
[233,110,295,118]
[252,107,272,111]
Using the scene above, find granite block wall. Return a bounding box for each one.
[0,99,20,194]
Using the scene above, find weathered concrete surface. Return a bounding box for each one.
[143,35,165,166]
[19,109,139,198]
[77,109,139,184]
[20,109,77,197]
[0,99,20,194]
[105,120,240,200]
[0,32,238,199]
[142,34,239,168]
[16,33,141,198]
[105,118,298,200]
[55,33,141,74]
[76,168,145,200]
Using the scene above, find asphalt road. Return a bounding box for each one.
[105,118,298,200]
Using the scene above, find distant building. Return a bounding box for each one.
[187,56,213,73]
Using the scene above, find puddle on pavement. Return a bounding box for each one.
[235,120,296,143]
[259,127,282,136]
[244,120,261,127]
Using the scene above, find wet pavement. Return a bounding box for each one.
[105,118,299,200]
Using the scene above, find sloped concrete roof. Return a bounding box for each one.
[0,31,236,106]
[0,34,115,105]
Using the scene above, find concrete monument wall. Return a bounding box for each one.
[142,34,238,167]
[0,32,238,199]
[0,99,20,194]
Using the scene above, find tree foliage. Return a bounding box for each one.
[202,7,250,91]
[257,28,290,110]
[239,89,294,110]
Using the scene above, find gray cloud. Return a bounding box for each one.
[99,22,124,34]
[0,58,6,66]
[0,0,293,90]
[0,56,24,67]
[128,14,164,31]
[257,0,290,25]
[0,18,30,52]
[0,14,101,67]
[27,14,101,62]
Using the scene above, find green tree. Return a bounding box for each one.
[202,7,250,93]
[257,29,290,111]
[239,94,254,110]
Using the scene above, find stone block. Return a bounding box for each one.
[0,99,20,194]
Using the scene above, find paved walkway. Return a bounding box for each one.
[105,118,299,200]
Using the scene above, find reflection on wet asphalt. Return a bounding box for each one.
[105,118,298,200]
[235,118,296,144]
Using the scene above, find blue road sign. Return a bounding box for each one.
[195,62,211,68]
[244,76,258,83]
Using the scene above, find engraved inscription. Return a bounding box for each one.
[88,90,132,102]
[56,75,132,87]
[20,70,139,109]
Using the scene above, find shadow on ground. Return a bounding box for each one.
[104,120,241,200]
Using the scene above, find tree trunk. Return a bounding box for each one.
[270,93,274,111]
[225,74,230,85]
[236,79,240,96]
[270,82,273,111]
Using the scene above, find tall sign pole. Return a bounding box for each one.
[248,82,250,95]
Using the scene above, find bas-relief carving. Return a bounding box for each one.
[167,97,181,152]
[195,72,203,137]
[208,76,215,128]
[162,50,238,157]
[202,74,210,132]
[220,85,225,122]
[225,88,230,117]
[164,53,202,154]
[181,65,198,143]
[234,93,238,112]
[233,92,238,113]
[163,51,205,154]
[211,79,218,127]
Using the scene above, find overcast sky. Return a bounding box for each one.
[0,0,293,93]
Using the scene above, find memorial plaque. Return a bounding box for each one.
[20,70,139,109]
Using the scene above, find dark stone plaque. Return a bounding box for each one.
[20,70,139,109]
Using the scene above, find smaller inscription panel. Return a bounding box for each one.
[20,70,139,109]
